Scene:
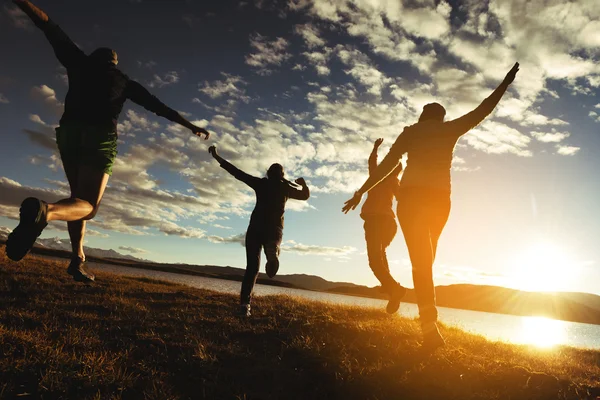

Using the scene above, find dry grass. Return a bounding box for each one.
[0,248,598,400]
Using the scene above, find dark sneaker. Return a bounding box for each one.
[239,303,251,317]
[421,322,445,351]
[67,257,95,283]
[265,246,280,278]
[6,198,48,261]
[386,283,407,314]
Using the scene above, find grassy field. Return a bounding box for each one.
[0,249,598,400]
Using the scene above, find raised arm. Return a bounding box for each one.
[126,80,210,140]
[368,138,383,174]
[287,178,310,201]
[445,62,520,137]
[342,130,409,213]
[208,146,260,189]
[13,0,85,69]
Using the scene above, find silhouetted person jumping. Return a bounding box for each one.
[208,145,310,317]
[343,63,520,350]
[361,138,406,314]
[6,0,210,282]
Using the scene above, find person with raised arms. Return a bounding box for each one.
[208,145,309,317]
[361,138,406,314]
[343,63,520,350]
[6,0,210,282]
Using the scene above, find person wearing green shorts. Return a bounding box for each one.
[6,0,210,282]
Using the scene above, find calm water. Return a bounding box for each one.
[88,261,600,350]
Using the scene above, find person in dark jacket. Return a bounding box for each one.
[343,63,520,350]
[361,138,405,314]
[6,0,210,282]
[208,145,310,317]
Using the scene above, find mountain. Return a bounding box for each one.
[0,227,146,263]
[326,284,600,325]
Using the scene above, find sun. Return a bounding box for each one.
[509,240,576,292]
[516,316,567,348]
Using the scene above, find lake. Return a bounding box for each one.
[89,261,600,350]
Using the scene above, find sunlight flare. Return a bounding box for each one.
[516,316,567,348]
[509,241,577,292]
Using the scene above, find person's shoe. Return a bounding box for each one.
[5,198,48,261]
[265,251,280,278]
[421,322,445,351]
[386,283,407,314]
[67,257,95,283]
[239,303,251,317]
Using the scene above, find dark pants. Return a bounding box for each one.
[396,188,451,325]
[240,225,283,305]
[363,215,399,294]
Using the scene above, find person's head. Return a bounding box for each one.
[267,163,284,180]
[89,47,118,66]
[418,102,446,122]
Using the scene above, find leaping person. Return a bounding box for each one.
[361,138,406,314]
[343,63,520,350]
[6,0,210,282]
[208,145,309,317]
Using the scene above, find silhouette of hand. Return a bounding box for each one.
[295,177,306,186]
[192,126,210,140]
[503,62,519,86]
[374,138,384,148]
[208,145,218,157]
[342,191,363,214]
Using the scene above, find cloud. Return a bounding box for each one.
[206,233,246,245]
[281,240,357,256]
[530,130,570,143]
[294,23,326,48]
[198,73,250,103]
[3,4,33,30]
[148,71,180,88]
[119,246,149,254]
[30,85,64,117]
[245,33,291,75]
[0,93,8,104]
[556,145,580,156]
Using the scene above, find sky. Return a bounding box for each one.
[0,0,599,295]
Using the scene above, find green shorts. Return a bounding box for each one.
[56,123,118,176]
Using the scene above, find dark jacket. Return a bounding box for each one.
[42,20,179,133]
[219,160,310,231]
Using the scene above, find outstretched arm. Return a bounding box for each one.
[287,177,310,201]
[208,146,260,189]
[126,80,210,140]
[13,0,85,68]
[342,131,409,213]
[445,62,520,137]
[368,138,383,175]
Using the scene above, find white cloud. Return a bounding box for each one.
[281,240,357,256]
[245,33,291,75]
[0,93,8,104]
[148,71,180,88]
[294,23,326,48]
[530,130,570,143]
[199,73,249,103]
[118,246,148,254]
[30,85,64,116]
[556,145,580,156]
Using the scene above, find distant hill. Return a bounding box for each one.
[1,231,599,325]
[326,284,600,325]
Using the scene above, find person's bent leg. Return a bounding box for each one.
[264,228,282,278]
[240,230,261,312]
[364,218,399,293]
[46,166,109,223]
